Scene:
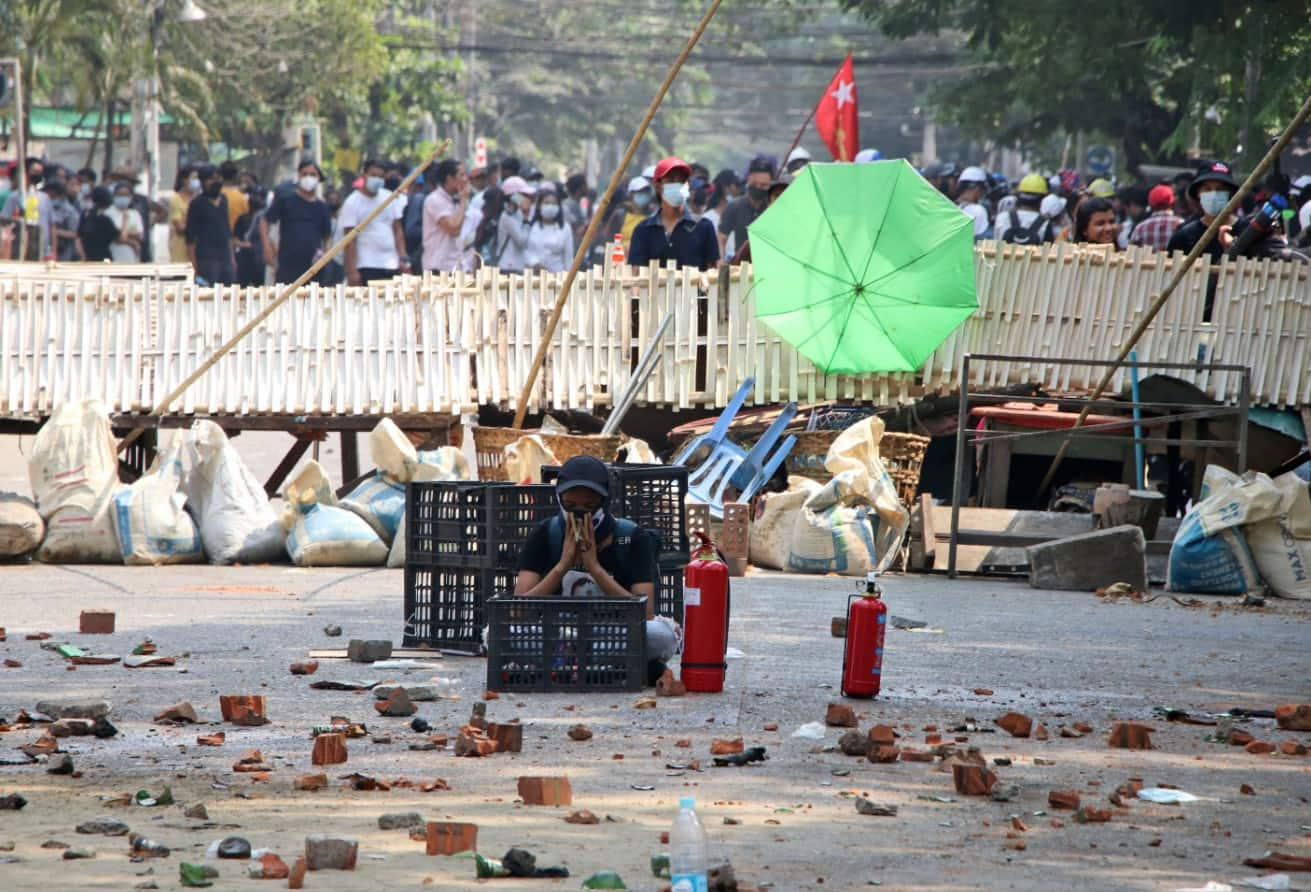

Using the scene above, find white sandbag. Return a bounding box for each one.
[617,438,660,464]
[1167,467,1278,595]
[749,478,821,570]
[286,499,388,567]
[787,417,911,576]
[181,421,284,564]
[111,445,204,566]
[282,460,336,507]
[386,447,473,568]
[29,401,123,563]
[370,417,417,479]
[341,472,406,544]
[0,493,44,558]
[1245,472,1311,599]
[503,434,559,485]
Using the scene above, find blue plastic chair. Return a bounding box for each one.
[674,378,798,518]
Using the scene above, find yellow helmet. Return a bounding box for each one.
[1018,173,1049,196]
[1087,178,1115,198]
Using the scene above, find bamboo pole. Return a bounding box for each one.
[117,138,452,452]
[510,0,725,429]
[1033,92,1311,498]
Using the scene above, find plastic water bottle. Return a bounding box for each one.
[670,796,709,892]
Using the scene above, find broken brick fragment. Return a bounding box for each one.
[824,703,857,728]
[373,689,416,718]
[288,856,306,889]
[1228,729,1255,746]
[219,695,268,727]
[154,702,198,724]
[454,734,496,758]
[1078,806,1113,823]
[656,670,687,697]
[1048,790,1080,810]
[1107,722,1153,749]
[79,610,115,634]
[483,690,500,700]
[868,725,897,746]
[1275,704,1311,731]
[256,853,289,879]
[869,745,901,764]
[1034,723,1049,741]
[289,661,319,676]
[1239,783,1256,795]
[1244,740,1276,755]
[952,764,996,796]
[994,712,1033,738]
[295,773,329,791]
[899,748,934,763]
[311,733,348,766]
[196,732,225,747]
[567,725,593,742]
[710,738,744,756]
[564,810,599,825]
[1280,740,1308,756]
[973,688,994,696]
[425,822,477,855]
[1073,722,1094,734]
[488,723,523,754]
[517,776,572,806]
[1011,817,1028,832]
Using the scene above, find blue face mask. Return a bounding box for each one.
[365,175,384,194]
[113,195,132,209]
[1199,190,1230,217]
[662,182,689,207]
[633,191,652,209]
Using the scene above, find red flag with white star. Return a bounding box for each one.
[814,53,858,162]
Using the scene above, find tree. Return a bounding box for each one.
[840,0,1311,175]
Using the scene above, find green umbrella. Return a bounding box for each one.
[747,160,977,374]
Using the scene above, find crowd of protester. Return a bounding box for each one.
[4,144,1308,282]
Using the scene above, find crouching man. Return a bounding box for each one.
[514,455,680,684]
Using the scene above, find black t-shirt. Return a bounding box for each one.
[266,191,331,276]
[516,517,656,592]
[717,196,764,252]
[1166,217,1222,263]
[185,194,232,265]
[78,211,119,262]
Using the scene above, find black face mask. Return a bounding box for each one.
[203,182,223,199]
[384,175,403,191]
[747,185,769,203]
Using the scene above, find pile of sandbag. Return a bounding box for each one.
[286,418,470,568]
[748,417,909,577]
[28,401,125,562]
[1167,465,1311,599]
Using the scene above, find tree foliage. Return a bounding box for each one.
[841,0,1311,174]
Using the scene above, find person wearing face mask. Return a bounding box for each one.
[185,164,237,285]
[525,183,576,273]
[514,456,681,686]
[2,157,53,259]
[421,158,471,274]
[169,166,199,263]
[1167,161,1237,261]
[261,159,332,283]
[45,179,83,261]
[108,181,145,263]
[493,175,535,274]
[717,156,775,264]
[618,176,654,251]
[341,158,410,285]
[627,156,719,271]
[77,186,120,262]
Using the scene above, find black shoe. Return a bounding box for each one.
[645,659,668,687]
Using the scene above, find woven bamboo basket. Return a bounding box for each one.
[779,429,930,507]
[473,427,623,482]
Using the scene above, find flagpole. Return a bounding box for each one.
[781,103,819,171]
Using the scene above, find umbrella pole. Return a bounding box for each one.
[1032,91,1311,502]
[117,139,451,454]
[510,0,726,429]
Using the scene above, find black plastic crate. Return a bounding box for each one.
[406,481,556,570]
[485,596,647,692]
[403,565,515,651]
[542,464,689,563]
[657,559,686,621]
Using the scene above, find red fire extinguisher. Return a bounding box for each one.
[680,532,730,693]
[841,572,887,698]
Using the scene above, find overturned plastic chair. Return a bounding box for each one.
[673,377,798,518]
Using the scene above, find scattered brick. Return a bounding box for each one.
[868,725,897,746]
[154,702,198,724]
[1228,728,1255,746]
[79,610,115,634]
[219,695,268,727]
[825,703,857,728]
[1034,723,1049,741]
[454,734,496,758]
[1275,704,1311,731]
[710,738,744,756]
[1280,740,1308,756]
[656,670,687,697]
[425,822,477,855]
[869,745,901,764]
[1048,790,1080,810]
[483,690,500,700]
[567,725,593,742]
[1107,722,1153,749]
[289,662,319,676]
[900,748,934,763]
[488,723,523,754]
[1011,817,1028,832]
[564,810,599,825]
[295,773,328,792]
[973,688,994,696]
[831,617,848,638]
[953,764,996,796]
[196,732,225,747]
[1239,783,1255,795]
[311,733,348,766]
[255,853,289,879]
[374,689,416,718]
[1078,806,1113,823]
[517,776,572,806]
[1244,740,1276,755]
[288,856,306,889]
[304,834,357,871]
[675,739,691,748]
[995,712,1032,738]
[763,723,779,732]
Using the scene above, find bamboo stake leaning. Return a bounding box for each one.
[510,0,726,429]
[1033,92,1311,500]
[117,139,452,453]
